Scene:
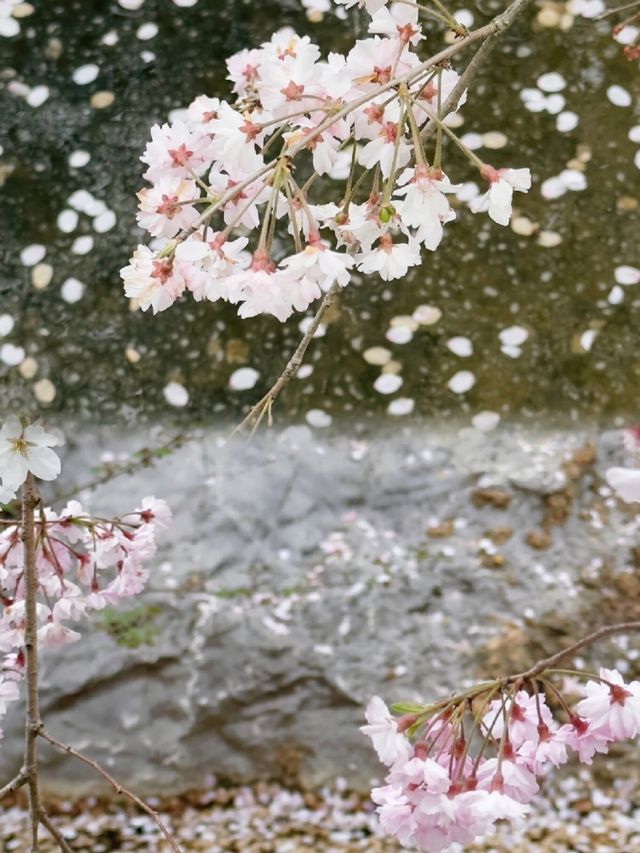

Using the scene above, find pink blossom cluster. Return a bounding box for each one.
[363,671,640,851]
[0,417,172,742]
[0,495,171,738]
[122,1,530,322]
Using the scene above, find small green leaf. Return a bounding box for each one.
[390,702,427,715]
[153,447,173,459]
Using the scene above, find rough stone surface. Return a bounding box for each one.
[1,423,638,796]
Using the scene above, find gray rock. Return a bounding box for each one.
[0,423,636,796]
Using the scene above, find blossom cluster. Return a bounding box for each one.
[122,0,531,322]
[0,417,171,741]
[363,669,640,851]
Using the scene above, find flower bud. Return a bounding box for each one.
[379,203,396,224]
[396,713,418,733]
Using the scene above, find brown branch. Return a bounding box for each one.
[38,727,183,853]
[596,0,640,17]
[55,431,190,503]
[422,0,535,143]
[229,280,341,438]
[39,810,73,853]
[0,768,28,799]
[22,472,42,852]
[512,621,640,682]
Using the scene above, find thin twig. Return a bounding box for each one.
[595,0,640,18]
[422,0,535,143]
[38,728,184,853]
[512,621,640,681]
[56,431,190,503]
[0,768,28,799]
[22,473,42,852]
[229,281,341,438]
[39,810,73,853]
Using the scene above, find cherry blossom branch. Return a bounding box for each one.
[38,812,73,853]
[229,280,341,437]
[280,0,533,168]
[596,0,640,17]
[226,0,536,438]
[511,621,640,682]
[22,472,43,851]
[181,8,525,245]
[393,620,640,722]
[421,44,497,144]
[288,24,494,158]
[422,0,534,143]
[0,768,28,799]
[56,431,190,503]
[37,727,183,853]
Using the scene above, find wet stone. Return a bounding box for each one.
[526,529,552,550]
[472,487,512,509]
[426,519,455,538]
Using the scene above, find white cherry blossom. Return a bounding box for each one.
[357,234,421,280]
[279,238,354,291]
[121,245,186,313]
[470,165,532,226]
[141,120,213,183]
[0,417,61,490]
[360,696,412,766]
[336,0,389,14]
[136,176,200,238]
[369,2,424,44]
[394,165,459,250]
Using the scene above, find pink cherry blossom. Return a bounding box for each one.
[476,757,538,804]
[368,2,424,45]
[122,3,535,326]
[622,425,640,455]
[360,696,412,766]
[175,232,250,302]
[0,677,20,715]
[141,120,213,183]
[358,118,411,178]
[279,238,354,291]
[559,717,611,763]
[413,68,467,122]
[136,177,200,238]
[38,621,82,649]
[121,245,187,314]
[226,48,262,96]
[208,101,266,174]
[576,668,640,740]
[346,36,417,97]
[186,94,221,130]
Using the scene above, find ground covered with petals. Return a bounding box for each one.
[2,773,640,852]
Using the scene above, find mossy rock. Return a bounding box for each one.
[97,604,161,649]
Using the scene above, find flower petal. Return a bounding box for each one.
[27,447,61,482]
